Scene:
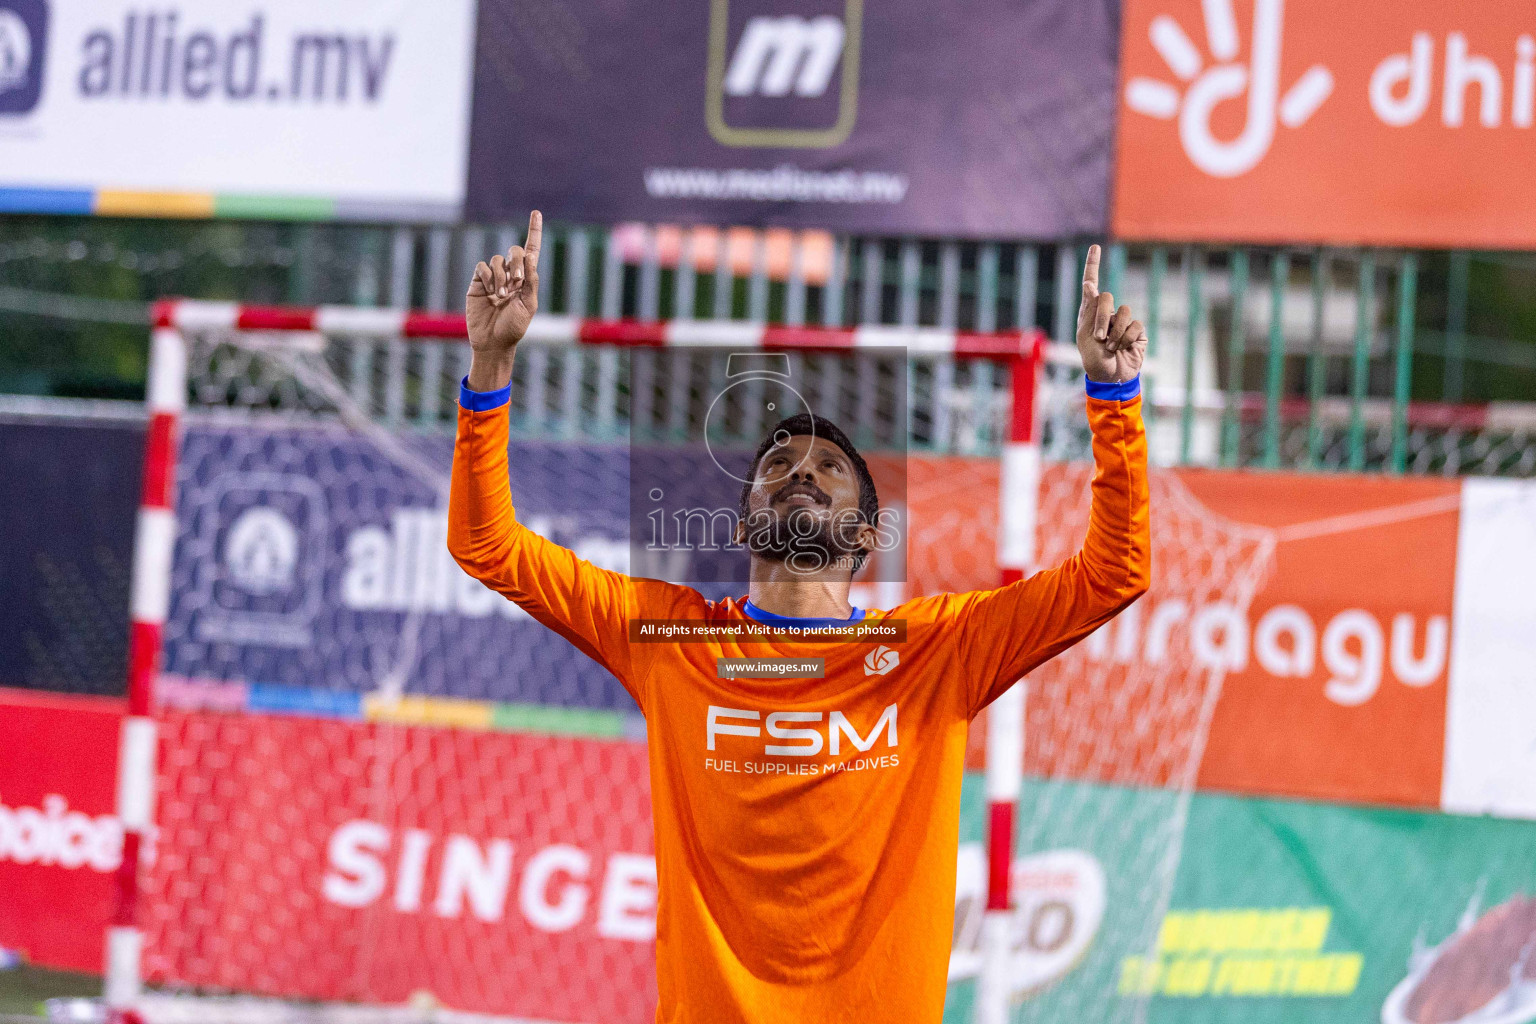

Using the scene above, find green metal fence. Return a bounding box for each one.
[1,218,1533,474]
[1109,243,1532,476]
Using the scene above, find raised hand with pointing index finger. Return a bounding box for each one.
[465,210,542,391]
[1075,244,1147,385]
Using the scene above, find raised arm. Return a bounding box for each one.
[448,212,653,702]
[957,245,1151,716]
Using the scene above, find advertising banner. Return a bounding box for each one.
[944,776,1536,1024]
[932,462,1536,813]
[146,710,657,1023]
[0,418,141,696]
[0,409,1522,1018]
[1441,478,1536,820]
[1114,0,1536,247]
[162,418,1536,815]
[0,0,476,219]
[1179,470,1458,809]
[464,0,1116,237]
[1142,790,1536,1024]
[0,688,124,974]
[121,703,1536,1024]
[164,424,639,713]
[132,709,1536,1023]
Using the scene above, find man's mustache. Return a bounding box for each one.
[770,481,831,506]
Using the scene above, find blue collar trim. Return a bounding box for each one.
[742,599,866,627]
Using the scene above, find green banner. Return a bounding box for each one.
[945,775,1536,1024]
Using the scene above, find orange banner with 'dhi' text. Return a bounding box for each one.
[1114,0,1536,247]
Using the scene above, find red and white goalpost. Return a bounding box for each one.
[133,299,1048,353]
[105,300,1046,1023]
[977,341,1043,1024]
[106,321,185,1017]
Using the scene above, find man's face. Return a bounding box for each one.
[738,434,871,574]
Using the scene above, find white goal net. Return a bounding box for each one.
[123,312,1273,1024]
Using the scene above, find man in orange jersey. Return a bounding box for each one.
[449,211,1150,1024]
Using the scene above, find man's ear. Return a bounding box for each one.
[854,521,877,560]
[734,518,746,545]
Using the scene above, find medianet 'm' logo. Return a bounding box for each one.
[705,0,862,148]
[0,0,46,115]
[863,645,899,677]
[1123,0,1332,177]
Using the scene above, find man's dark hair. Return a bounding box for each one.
[738,413,879,527]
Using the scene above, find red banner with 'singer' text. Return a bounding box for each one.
[144,712,658,1024]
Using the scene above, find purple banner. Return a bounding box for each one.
[164,424,644,712]
[465,0,1116,237]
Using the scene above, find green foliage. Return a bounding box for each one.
[0,216,386,399]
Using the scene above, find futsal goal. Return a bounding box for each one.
[101,298,1272,1024]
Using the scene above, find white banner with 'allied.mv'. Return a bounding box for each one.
[0,0,477,218]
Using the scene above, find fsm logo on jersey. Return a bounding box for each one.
[0,0,46,114]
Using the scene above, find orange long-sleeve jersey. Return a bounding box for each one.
[448,383,1150,1024]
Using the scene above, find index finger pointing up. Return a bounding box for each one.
[1082,244,1101,292]
[523,210,543,270]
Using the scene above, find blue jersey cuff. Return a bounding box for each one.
[1085,375,1141,402]
[459,375,511,411]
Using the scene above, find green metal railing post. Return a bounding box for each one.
[1391,254,1418,473]
[1148,247,1166,357]
[977,243,1000,334]
[1306,250,1328,469]
[1182,247,1202,465]
[1222,249,1248,466]
[1348,252,1375,471]
[1054,244,1079,348]
[1445,250,1469,402]
[1263,252,1289,468]
[1146,246,1165,437]
[1016,245,1039,330]
[1106,243,1128,302]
